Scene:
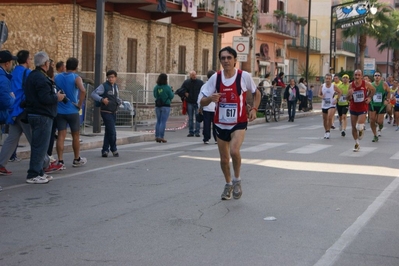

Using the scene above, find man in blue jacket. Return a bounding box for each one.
[0,50,16,125]
[0,50,16,183]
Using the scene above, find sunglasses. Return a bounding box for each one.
[220,56,233,61]
[374,74,381,77]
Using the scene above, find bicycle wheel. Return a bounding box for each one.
[265,103,272,122]
[274,106,280,122]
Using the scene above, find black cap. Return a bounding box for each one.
[0,50,17,63]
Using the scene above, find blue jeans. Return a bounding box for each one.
[101,112,117,153]
[187,102,200,135]
[287,100,297,121]
[155,106,170,139]
[202,110,216,142]
[27,115,53,178]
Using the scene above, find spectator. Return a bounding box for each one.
[283,78,300,122]
[24,51,66,184]
[274,72,285,88]
[307,85,314,110]
[180,70,204,137]
[55,61,65,77]
[198,70,217,144]
[153,73,174,143]
[298,77,308,112]
[54,57,87,168]
[91,70,122,157]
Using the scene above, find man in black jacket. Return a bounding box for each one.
[181,71,204,137]
[24,51,65,184]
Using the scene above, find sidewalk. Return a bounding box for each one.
[3,103,321,160]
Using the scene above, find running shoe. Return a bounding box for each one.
[102,151,108,158]
[326,132,330,139]
[42,173,53,181]
[372,136,378,142]
[353,143,360,152]
[232,180,242,199]
[72,157,87,167]
[26,176,49,184]
[0,167,12,176]
[44,162,63,174]
[323,133,328,139]
[358,130,364,140]
[331,125,335,130]
[57,161,66,170]
[221,184,233,200]
[112,151,119,157]
[341,130,346,137]
[8,156,21,162]
[377,129,381,137]
[396,127,399,131]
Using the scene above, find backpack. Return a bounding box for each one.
[95,82,110,107]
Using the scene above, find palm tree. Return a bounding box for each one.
[240,0,255,73]
[341,0,393,71]
[375,11,399,78]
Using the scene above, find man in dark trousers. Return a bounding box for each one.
[24,51,66,184]
[181,70,204,137]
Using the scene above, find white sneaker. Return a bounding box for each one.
[326,132,330,139]
[42,173,53,181]
[26,176,49,184]
[377,129,381,137]
[49,155,57,163]
[72,157,87,167]
[323,133,327,139]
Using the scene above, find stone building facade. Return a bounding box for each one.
[0,3,217,76]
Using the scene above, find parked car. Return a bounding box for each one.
[116,101,136,126]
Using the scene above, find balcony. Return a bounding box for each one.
[289,34,321,52]
[257,13,299,40]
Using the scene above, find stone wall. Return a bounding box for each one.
[0,3,216,76]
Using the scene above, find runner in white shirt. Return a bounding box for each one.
[318,73,342,139]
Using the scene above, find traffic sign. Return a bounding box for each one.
[237,54,247,62]
[233,36,250,55]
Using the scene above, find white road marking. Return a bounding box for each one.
[299,125,324,130]
[143,142,199,150]
[314,177,399,266]
[241,142,286,152]
[269,125,297,130]
[340,147,376,157]
[389,151,399,160]
[288,144,332,154]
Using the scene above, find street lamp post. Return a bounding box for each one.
[212,0,219,71]
[386,40,390,78]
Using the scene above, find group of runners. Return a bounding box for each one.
[319,69,399,152]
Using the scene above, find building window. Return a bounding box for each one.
[261,0,269,13]
[277,0,284,11]
[178,46,186,74]
[202,49,209,75]
[395,0,399,7]
[81,32,94,71]
[127,38,137,73]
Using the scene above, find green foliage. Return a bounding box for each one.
[273,10,285,18]
[298,62,318,80]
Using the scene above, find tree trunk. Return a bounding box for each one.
[393,49,399,79]
[359,34,367,71]
[241,0,254,74]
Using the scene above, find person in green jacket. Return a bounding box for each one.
[337,74,350,137]
[153,73,174,143]
[369,71,390,142]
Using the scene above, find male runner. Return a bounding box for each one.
[369,71,390,142]
[347,69,376,151]
[337,74,350,136]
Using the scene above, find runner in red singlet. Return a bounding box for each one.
[347,69,376,152]
[200,46,261,200]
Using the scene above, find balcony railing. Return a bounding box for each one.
[196,0,242,19]
[257,13,299,38]
[290,34,321,52]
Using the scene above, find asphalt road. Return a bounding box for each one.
[1,114,399,266]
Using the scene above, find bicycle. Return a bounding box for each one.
[258,86,281,122]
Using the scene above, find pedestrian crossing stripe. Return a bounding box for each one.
[143,142,198,150]
[288,144,332,154]
[241,142,286,152]
[269,125,297,130]
[339,147,377,157]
